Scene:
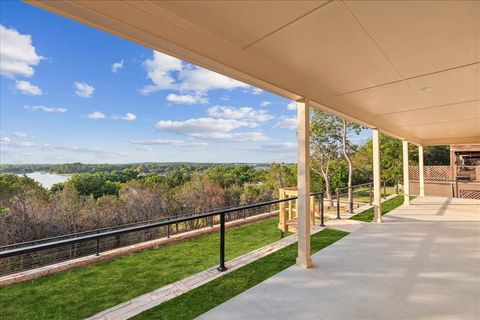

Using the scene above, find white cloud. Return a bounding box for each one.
[141,51,182,94]
[155,117,267,142]
[13,131,27,138]
[274,116,297,129]
[87,111,105,120]
[251,88,263,95]
[287,101,297,111]
[178,66,249,92]
[111,59,124,73]
[240,142,296,153]
[0,137,11,144]
[24,105,67,113]
[4,140,127,158]
[40,143,127,157]
[260,101,271,107]
[197,131,267,142]
[74,82,95,98]
[128,139,207,147]
[19,141,34,147]
[207,106,273,124]
[141,51,248,95]
[13,80,42,96]
[112,113,137,121]
[166,93,208,105]
[121,113,136,121]
[0,25,43,78]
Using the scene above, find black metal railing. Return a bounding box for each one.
[0,193,327,275]
[335,181,392,218]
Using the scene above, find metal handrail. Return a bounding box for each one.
[1,192,332,274]
[0,196,297,259]
[0,199,294,250]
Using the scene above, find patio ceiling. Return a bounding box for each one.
[28,0,480,145]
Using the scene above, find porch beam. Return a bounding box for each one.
[372,129,382,223]
[419,145,425,197]
[296,98,312,269]
[403,140,410,205]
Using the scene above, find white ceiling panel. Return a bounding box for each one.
[407,63,480,108]
[428,100,480,123]
[339,81,424,116]
[345,0,480,78]
[247,1,402,94]
[155,1,325,48]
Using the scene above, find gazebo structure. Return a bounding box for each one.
[26,1,479,271]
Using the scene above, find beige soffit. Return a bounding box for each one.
[26,0,480,146]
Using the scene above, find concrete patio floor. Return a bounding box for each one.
[198,196,480,320]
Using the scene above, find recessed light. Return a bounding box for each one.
[418,86,432,92]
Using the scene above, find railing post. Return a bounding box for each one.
[383,181,387,199]
[320,192,325,227]
[349,187,354,214]
[217,212,227,272]
[369,183,373,205]
[455,178,459,198]
[395,184,399,194]
[96,230,100,256]
[167,224,170,238]
[336,189,341,219]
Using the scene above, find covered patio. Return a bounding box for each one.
[199,196,480,319]
[23,1,480,318]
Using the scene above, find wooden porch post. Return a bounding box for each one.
[403,140,410,205]
[296,98,312,268]
[372,129,382,223]
[419,145,425,197]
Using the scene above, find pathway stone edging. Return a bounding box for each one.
[87,195,398,320]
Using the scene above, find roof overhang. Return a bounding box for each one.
[27,0,480,146]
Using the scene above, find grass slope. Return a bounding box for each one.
[349,195,408,222]
[0,219,286,320]
[134,229,348,320]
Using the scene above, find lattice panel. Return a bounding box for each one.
[425,166,451,181]
[459,190,480,200]
[409,166,451,181]
[409,166,419,180]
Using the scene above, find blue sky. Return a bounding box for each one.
[0,1,369,164]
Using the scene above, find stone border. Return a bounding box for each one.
[0,211,276,287]
[1,194,398,287]
[88,197,398,320]
[87,227,312,320]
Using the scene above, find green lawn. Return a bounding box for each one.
[0,218,288,320]
[134,228,348,320]
[349,195,407,222]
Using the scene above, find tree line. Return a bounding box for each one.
[0,112,450,247]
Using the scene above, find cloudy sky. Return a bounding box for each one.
[0,1,369,164]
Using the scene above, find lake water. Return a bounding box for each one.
[21,172,71,189]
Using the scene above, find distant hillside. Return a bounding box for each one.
[0,162,274,174]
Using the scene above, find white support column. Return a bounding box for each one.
[403,140,410,205]
[372,129,382,223]
[296,98,312,269]
[419,145,425,197]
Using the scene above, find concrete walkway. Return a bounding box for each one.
[87,196,388,320]
[199,196,480,320]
